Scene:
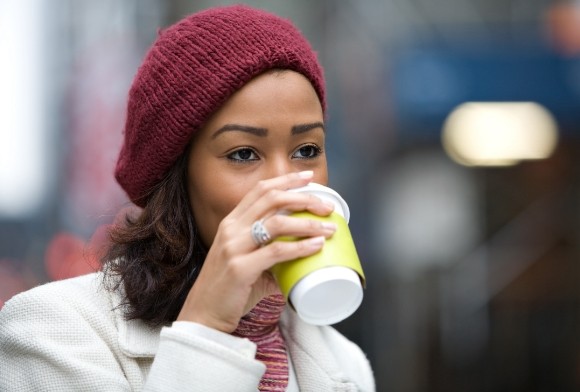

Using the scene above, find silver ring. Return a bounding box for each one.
[251,219,272,246]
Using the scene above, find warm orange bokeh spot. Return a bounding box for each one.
[546,3,580,55]
[44,229,106,281]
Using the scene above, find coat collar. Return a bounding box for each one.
[109,282,161,358]
[280,309,359,390]
[110,285,361,390]
[117,315,161,357]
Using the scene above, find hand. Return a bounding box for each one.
[176,171,337,332]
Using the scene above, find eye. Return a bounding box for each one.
[293,144,322,159]
[227,148,259,162]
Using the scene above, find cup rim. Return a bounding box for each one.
[289,265,363,325]
[288,183,350,222]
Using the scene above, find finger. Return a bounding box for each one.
[234,190,335,227]
[230,171,315,218]
[221,213,334,256]
[252,236,326,272]
[263,214,337,240]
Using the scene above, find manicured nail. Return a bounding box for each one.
[321,222,337,231]
[298,170,313,179]
[323,200,335,209]
[305,236,325,247]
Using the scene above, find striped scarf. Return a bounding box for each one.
[233,294,289,391]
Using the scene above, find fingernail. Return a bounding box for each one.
[305,236,325,247]
[321,222,337,231]
[298,170,313,179]
[323,200,335,209]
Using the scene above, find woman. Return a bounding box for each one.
[0,5,375,391]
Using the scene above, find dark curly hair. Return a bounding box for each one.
[102,148,207,327]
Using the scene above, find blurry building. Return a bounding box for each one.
[1,0,579,391]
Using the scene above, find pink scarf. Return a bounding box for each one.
[232,294,289,391]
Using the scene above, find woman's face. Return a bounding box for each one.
[187,70,328,247]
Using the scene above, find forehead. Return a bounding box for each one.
[221,70,321,111]
[195,71,323,137]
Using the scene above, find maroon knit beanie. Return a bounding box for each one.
[115,4,326,206]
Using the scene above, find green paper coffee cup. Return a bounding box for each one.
[270,183,366,326]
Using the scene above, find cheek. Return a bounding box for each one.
[313,160,329,186]
[213,190,246,218]
[313,172,328,186]
[188,174,252,244]
[190,184,237,222]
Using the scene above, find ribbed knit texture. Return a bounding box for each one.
[233,294,289,391]
[115,5,325,206]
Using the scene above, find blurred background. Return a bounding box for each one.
[1,0,579,390]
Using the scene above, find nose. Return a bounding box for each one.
[265,154,293,179]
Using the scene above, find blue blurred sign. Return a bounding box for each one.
[391,44,580,138]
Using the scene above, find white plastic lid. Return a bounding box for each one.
[288,183,350,222]
[289,266,363,326]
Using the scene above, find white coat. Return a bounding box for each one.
[0,273,375,391]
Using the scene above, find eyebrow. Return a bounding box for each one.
[211,122,325,139]
[291,122,325,135]
[211,124,267,139]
